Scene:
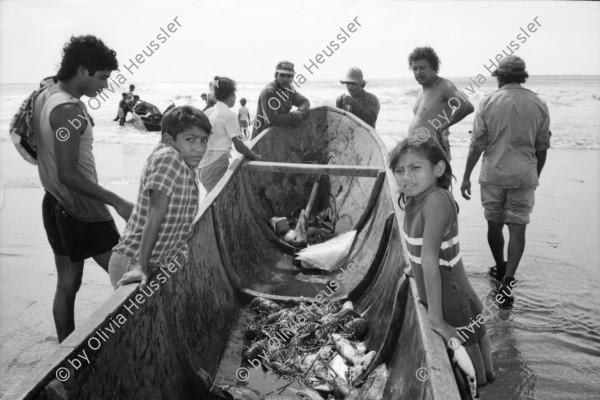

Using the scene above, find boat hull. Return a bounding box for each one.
[3,106,460,400]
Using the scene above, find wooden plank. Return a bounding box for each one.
[243,161,382,177]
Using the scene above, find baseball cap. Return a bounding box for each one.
[276,61,295,75]
[492,56,527,76]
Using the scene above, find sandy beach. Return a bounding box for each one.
[1,137,598,398]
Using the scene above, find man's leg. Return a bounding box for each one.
[53,255,84,342]
[92,250,112,272]
[487,221,505,267]
[505,223,526,278]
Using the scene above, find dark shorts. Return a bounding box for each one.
[42,192,120,262]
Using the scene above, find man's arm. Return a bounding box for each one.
[536,149,547,178]
[438,80,474,132]
[117,189,169,289]
[461,144,483,200]
[261,89,302,127]
[291,91,310,114]
[345,93,380,127]
[51,104,133,220]
[233,137,262,161]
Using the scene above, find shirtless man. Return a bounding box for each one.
[408,47,474,160]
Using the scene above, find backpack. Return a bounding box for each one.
[9,76,58,165]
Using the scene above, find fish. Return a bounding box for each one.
[321,309,361,331]
[284,387,327,400]
[243,339,266,361]
[329,353,350,381]
[343,318,369,341]
[215,384,262,400]
[332,334,361,366]
[313,361,330,380]
[269,361,292,376]
[349,351,375,384]
[265,309,287,324]
[354,342,367,355]
[360,364,389,400]
[449,344,479,400]
[295,272,329,285]
[330,375,350,398]
[251,297,281,313]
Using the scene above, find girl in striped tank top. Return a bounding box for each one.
[389,138,495,388]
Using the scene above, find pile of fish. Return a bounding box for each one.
[222,297,389,399]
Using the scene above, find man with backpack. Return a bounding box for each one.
[32,35,133,342]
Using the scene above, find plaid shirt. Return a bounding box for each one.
[114,143,199,268]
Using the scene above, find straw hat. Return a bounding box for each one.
[340,67,366,86]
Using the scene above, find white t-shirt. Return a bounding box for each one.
[238,105,250,122]
[199,101,239,168]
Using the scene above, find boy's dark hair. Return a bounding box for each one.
[161,106,212,139]
[122,93,128,98]
[240,98,247,106]
[408,46,441,73]
[213,76,236,101]
[497,71,528,84]
[129,84,135,90]
[387,138,454,209]
[56,35,118,81]
[133,95,140,100]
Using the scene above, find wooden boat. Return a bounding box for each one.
[3,106,461,400]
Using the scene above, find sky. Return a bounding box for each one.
[0,0,599,84]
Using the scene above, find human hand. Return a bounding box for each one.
[117,265,148,289]
[115,199,134,221]
[460,179,471,200]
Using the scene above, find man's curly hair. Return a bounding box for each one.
[408,46,441,73]
[56,35,118,81]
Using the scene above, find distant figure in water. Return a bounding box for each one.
[461,56,551,307]
[203,83,217,111]
[237,98,251,140]
[408,47,474,160]
[335,67,380,128]
[113,93,128,125]
[127,84,135,101]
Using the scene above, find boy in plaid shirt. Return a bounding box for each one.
[108,106,211,289]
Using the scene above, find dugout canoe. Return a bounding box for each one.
[3,106,461,400]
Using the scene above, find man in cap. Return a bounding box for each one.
[461,55,551,307]
[408,46,474,159]
[335,67,380,128]
[251,61,310,139]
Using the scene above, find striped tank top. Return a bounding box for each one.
[402,186,485,346]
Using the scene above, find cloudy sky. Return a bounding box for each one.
[0,0,598,84]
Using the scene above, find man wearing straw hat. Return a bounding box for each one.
[335,67,380,128]
[251,61,310,139]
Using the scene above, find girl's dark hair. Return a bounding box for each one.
[56,35,118,81]
[213,76,236,101]
[162,106,212,139]
[387,138,454,208]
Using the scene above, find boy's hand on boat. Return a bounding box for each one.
[117,265,148,289]
[460,179,471,200]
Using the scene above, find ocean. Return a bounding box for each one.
[0,76,599,399]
